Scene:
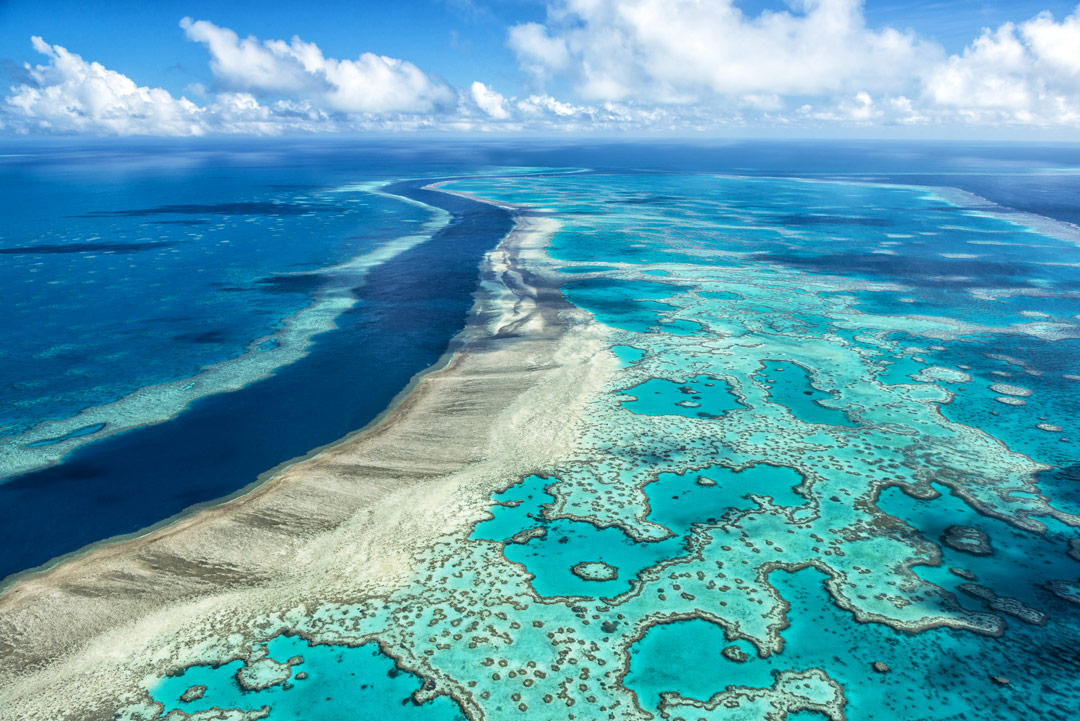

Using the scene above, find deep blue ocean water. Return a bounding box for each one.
[0,143,516,582]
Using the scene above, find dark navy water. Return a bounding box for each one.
[0,173,511,582]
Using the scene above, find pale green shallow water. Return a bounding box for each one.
[142,172,1080,721]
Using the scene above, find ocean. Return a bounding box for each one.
[3,139,1080,721]
[0,141,519,581]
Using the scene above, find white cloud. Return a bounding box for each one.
[6,6,1080,135]
[508,0,937,103]
[927,24,1034,110]
[924,7,1080,124]
[2,37,423,136]
[470,81,510,119]
[516,93,580,117]
[6,37,205,135]
[509,0,1080,127]
[1023,9,1080,74]
[1,31,595,135]
[507,22,571,78]
[180,18,455,113]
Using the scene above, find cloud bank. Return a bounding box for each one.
[180,18,455,114]
[510,0,935,101]
[0,24,668,136]
[6,37,205,135]
[4,3,1080,135]
[925,12,1080,124]
[510,0,1080,127]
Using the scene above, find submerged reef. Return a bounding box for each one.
[3,172,1080,721]
[572,561,619,582]
[942,525,994,556]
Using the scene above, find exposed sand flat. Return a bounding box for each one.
[0,201,615,719]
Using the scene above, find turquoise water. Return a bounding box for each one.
[645,464,807,536]
[558,265,613,274]
[700,290,743,300]
[563,278,697,334]
[611,344,647,368]
[153,634,466,720]
[438,170,1080,719]
[473,474,686,598]
[878,483,1079,610]
[753,360,857,427]
[623,568,1078,720]
[620,376,745,418]
[127,158,1080,721]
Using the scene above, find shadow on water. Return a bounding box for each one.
[78,201,346,217]
[750,250,1035,288]
[0,241,178,255]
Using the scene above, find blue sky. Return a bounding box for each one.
[0,0,542,97]
[3,0,1074,96]
[2,0,1080,135]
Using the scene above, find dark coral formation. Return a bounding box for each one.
[941,526,993,556]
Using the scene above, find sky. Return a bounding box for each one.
[2,0,1080,136]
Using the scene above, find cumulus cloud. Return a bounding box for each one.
[180,18,455,113]
[927,25,1034,110]
[1,36,456,136]
[1023,9,1080,74]
[6,37,205,135]
[0,31,589,135]
[510,0,1080,127]
[2,38,343,135]
[924,7,1080,124]
[509,0,937,103]
[6,6,1080,135]
[507,22,571,78]
[470,81,510,119]
[516,93,580,117]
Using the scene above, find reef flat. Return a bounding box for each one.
[2,171,1080,721]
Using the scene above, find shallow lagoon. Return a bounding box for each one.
[153,634,467,721]
[624,567,1080,721]
[473,474,687,598]
[753,360,857,427]
[619,375,745,418]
